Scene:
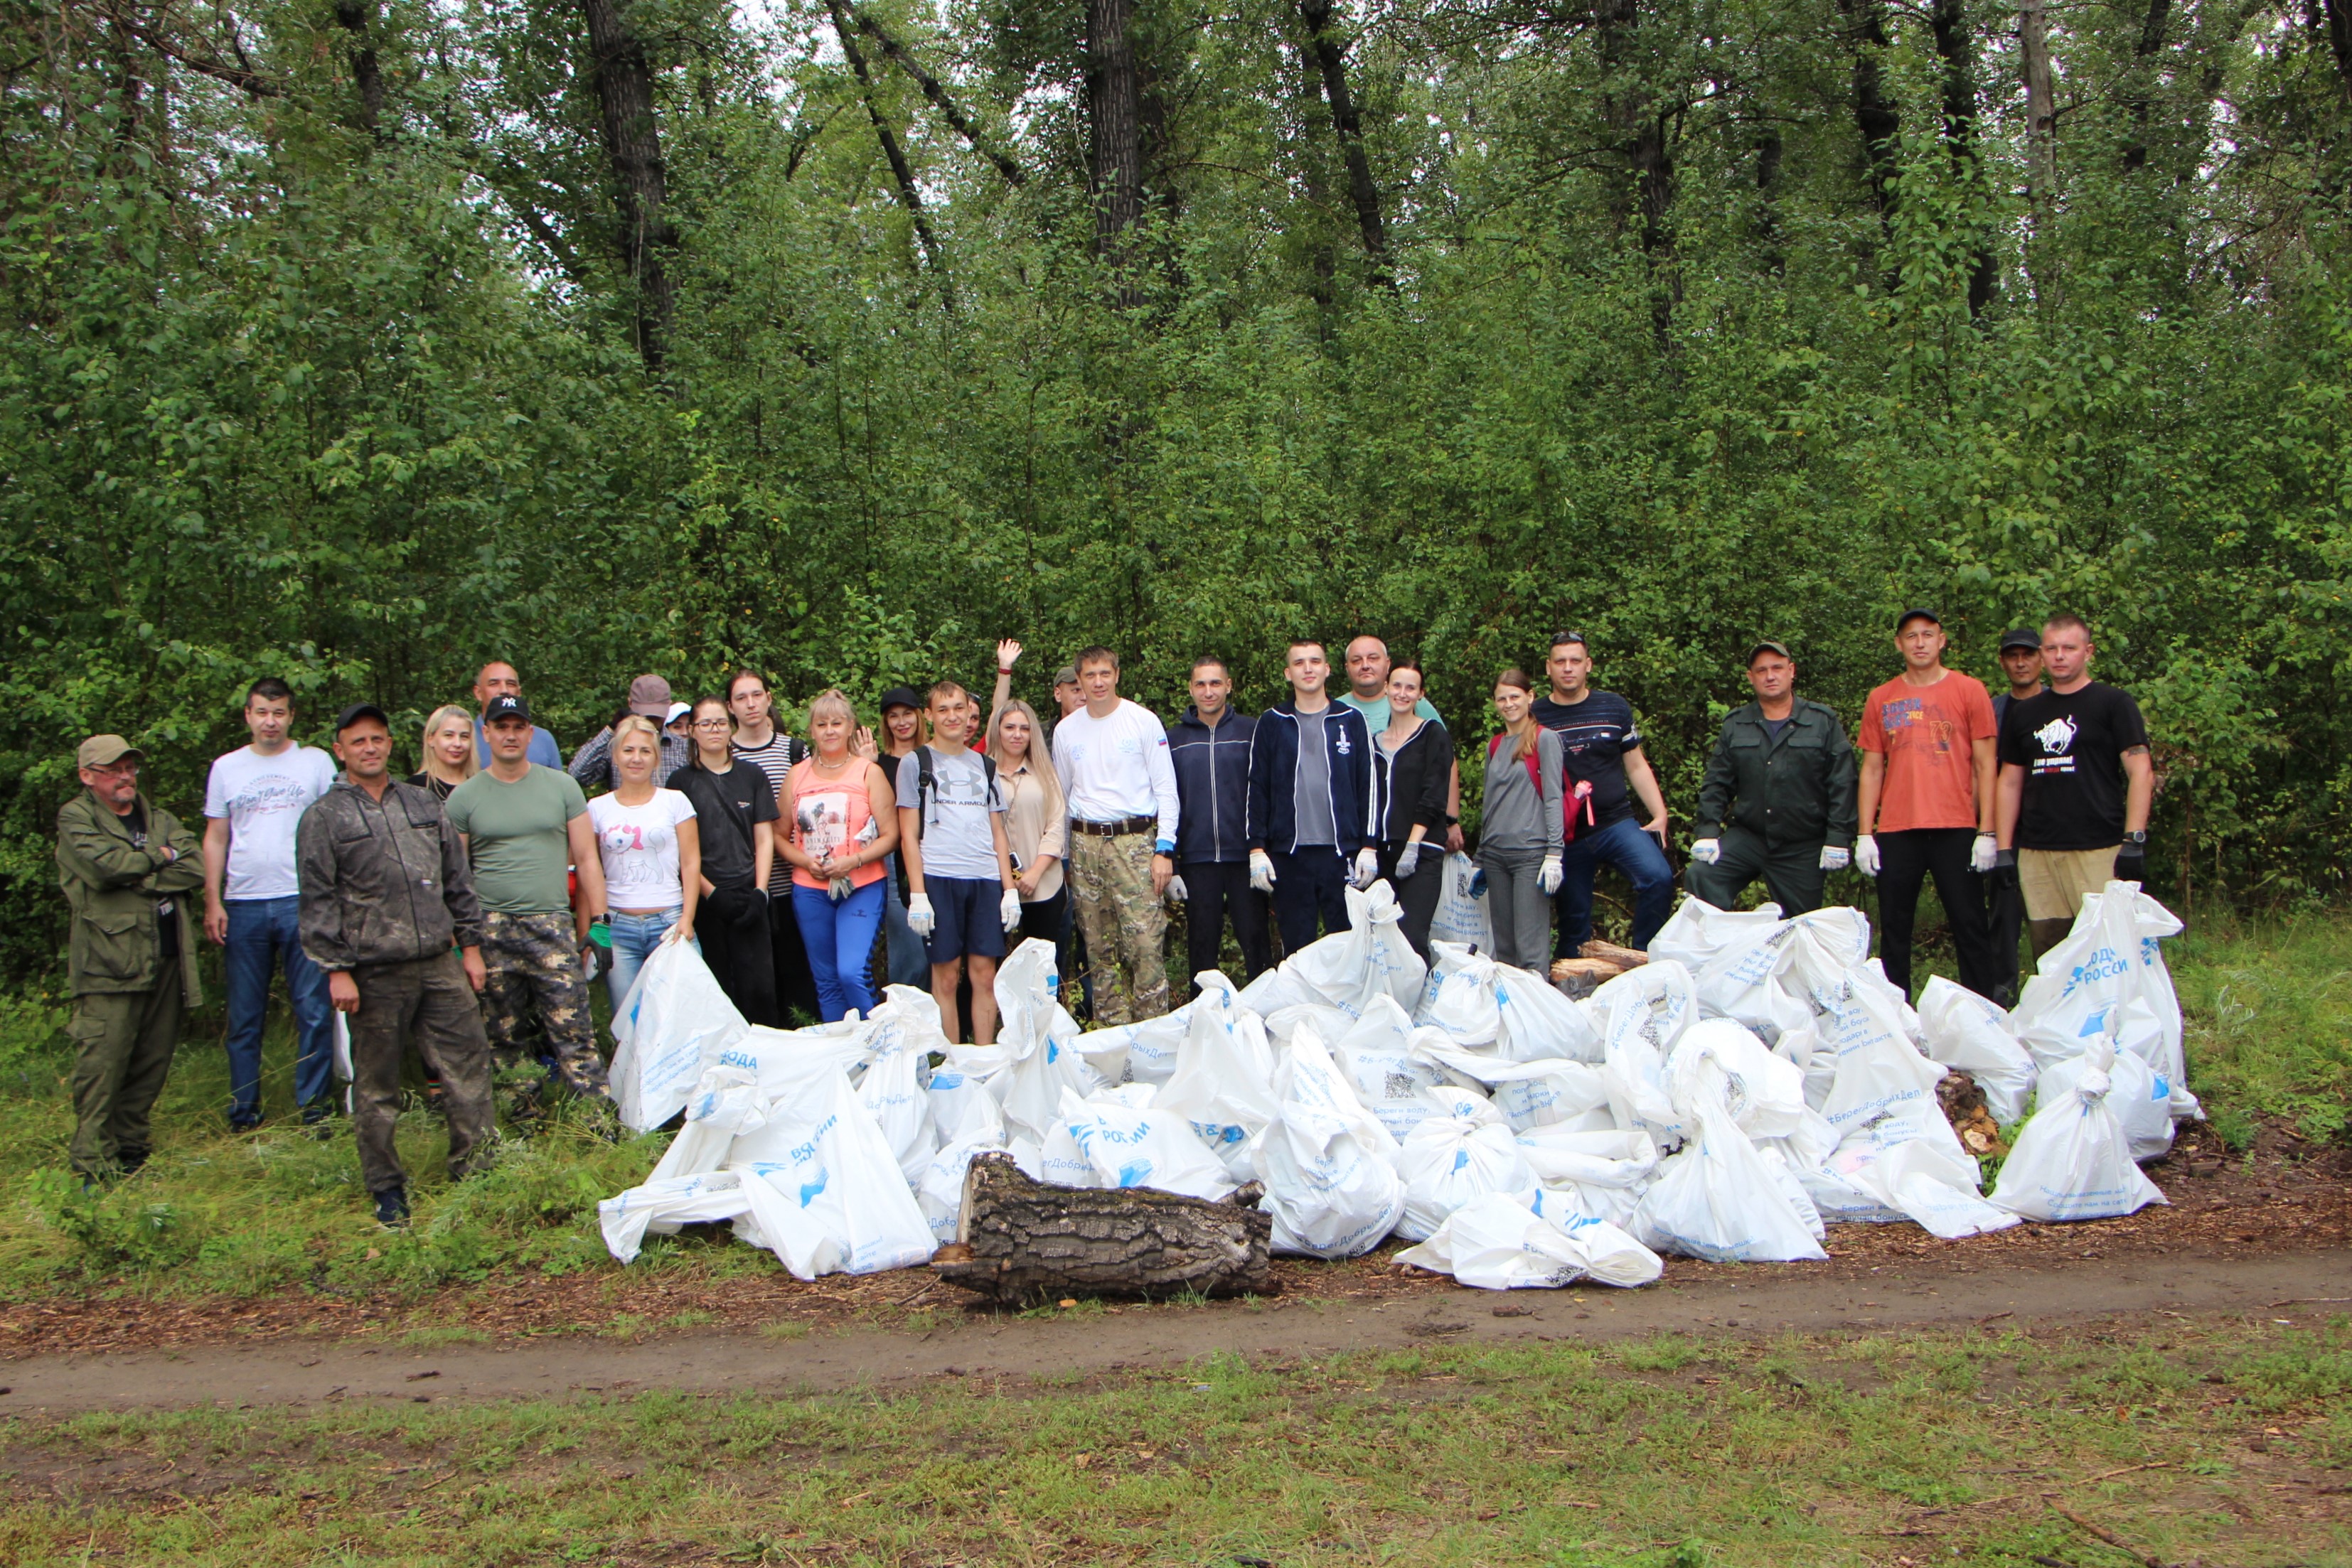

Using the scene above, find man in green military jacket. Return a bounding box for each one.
[1686,643,1859,915]
[57,735,205,1183]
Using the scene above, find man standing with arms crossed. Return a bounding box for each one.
[445,694,614,1129]
[1687,642,1858,915]
[201,677,338,1131]
[1983,628,2049,1002]
[1855,608,2002,999]
[1247,640,1376,952]
[1052,647,1180,1025]
[1531,633,1676,957]
[57,736,204,1186]
[299,704,498,1228]
[1338,636,1463,854]
[1167,655,1271,985]
[471,662,562,768]
[1995,613,2154,957]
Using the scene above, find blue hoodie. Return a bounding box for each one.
[1246,700,1374,857]
[1167,705,1256,864]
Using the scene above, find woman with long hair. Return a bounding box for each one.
[779,691,900,1020]
[1479,668,1566,970]
[583,716,700,1019]
[1369,661,1452,960]
[987,698,1069,952]
[408,704,479,801]
[670,697,781,1025]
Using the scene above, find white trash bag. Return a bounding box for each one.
[1396,1191,1662,1290]
[1415,1035,1615,1133]
[609,940,752,1133]
[1249,1022,1406,1258]
[1426,850,1493,952]
[2038,1043,2183,1162]
[648,1065,773,1182]
[857,1028,939,1183]
[1054,1085,1238,1201]
[1630,1090,1828,1262]
[732,1069,937,1279]
[1158,972,1283,1180]
[916,1132,1006,1244]
[1327,997,1450,1140]
[1989,1038,2170,1221]
[1916,976,2038,1125]
[599,1169,753,1265]
[1591,960,1698,1147]
[1416,943,1603,1063]
[1516,1127,1659,1228]
[2014,883,2187,1089]
[983,938,1100,1144]
[1241,881,1427,1021]
[1394,1105,1539,1242]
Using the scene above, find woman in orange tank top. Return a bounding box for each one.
[778,689,901,1019]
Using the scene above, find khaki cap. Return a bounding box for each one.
[77,735,142,769]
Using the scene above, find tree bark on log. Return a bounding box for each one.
[932,1153,1274,1304]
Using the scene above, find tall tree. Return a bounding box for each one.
[828,0,945,273]
[577,0,677,372]
[1298,0,1391,281]
[1086,0,1144,257]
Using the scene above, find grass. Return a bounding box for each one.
[0,912,2343,1306]
[0,1314,2346,1565]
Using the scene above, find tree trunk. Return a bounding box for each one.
[576,0,675,374]
[1298,0,1391,284]
[2324,0,2352,102]
[1927,0,1995,317]
[1086,0,1145,259]
[1598,0,1677,344]
[931,1153,1275,1304]
[2020,0,2060,303]
[826,0,944,274]
[1835,0,1899,235]
[848,5,1025,187]
[332,0,384,135]
[2121,0,2171,168]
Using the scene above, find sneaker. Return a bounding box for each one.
[117,1149,149,1176]
[373,1187,411,1230]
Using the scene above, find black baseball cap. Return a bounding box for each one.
[1998,626,2043,653]
[335,702,392,734]
[483,693,533,724]
[1746,640,1794,665]
[1895,608,1942,632]
[877,685,923,714]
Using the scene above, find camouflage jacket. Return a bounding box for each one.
[56,790,206,1003]
[298,777,483,971]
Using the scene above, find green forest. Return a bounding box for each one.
[5,0,2350,976]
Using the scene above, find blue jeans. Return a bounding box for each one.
[793,879,887,1021]
[1553,816,1677,957]
[223,895,335,1121]
[606,908,690,1020]
[881,854,931,987]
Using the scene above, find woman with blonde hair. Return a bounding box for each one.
[1478,667,1566,970]
[987,697,1069,950]
[408,704,479,800]
[583,715,700,1017]
[779,689,900,1020]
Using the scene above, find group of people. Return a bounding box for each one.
[55,612,2151,1229]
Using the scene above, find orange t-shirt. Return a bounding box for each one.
[1859,671,1996,833]
[786,758,889,892]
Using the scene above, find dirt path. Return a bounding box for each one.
[4,1247,2343,1417]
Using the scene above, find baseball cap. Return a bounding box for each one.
[665,702,692,726]
[1998,626,2043,653]
[1052,665,1079,688]
[1895,608,1942,632]
[483,694,533,724]
[626,674,673,718]
[1746,640,1794,664]
[335,702,392,734]
[77,735,142,769]
[878,685,923,714]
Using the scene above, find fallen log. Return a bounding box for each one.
[1551,957,1627,999]
[931,1152,1275,1305]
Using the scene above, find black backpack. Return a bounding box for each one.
[912,745,997,841]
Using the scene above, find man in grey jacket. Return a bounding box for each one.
[298,704,497,1229]
[1686,642,1859,915]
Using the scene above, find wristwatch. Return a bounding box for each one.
[2124,829,2149,845]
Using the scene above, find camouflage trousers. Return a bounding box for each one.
[1067,831,1169,1026]
[479,910,609,1100]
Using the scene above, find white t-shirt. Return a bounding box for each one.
[204,744,338,900]
[1049,699,1181,842]
[588,788,699,909]
[897,748,1004,882]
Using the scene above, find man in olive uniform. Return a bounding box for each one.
[56,735,205,1183]
[1686,643,1859,915]
[299,704,498,1228]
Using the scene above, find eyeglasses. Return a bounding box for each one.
[692,719,732,731]
[87,761,140,778]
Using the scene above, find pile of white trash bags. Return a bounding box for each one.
[595,878,2196,1292]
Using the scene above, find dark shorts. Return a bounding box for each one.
[924,876,1007,965]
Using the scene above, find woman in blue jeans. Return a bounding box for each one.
[584,716,701,1021]
[781,690,900,1020]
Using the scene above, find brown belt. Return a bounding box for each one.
[1070,815,1158,838]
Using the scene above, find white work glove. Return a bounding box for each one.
[1394,842,1422,880]
[828,876,855,901]
[1249,849,1276,893]
[999,888,1022,933]
[1352,847,1379,889]
[907,893,935,938]
[1536,854,1563,895]
[1970,832,1999,874]
[1819,845,1851,872]
[1690,837,1721,866]
[1854,834,1881,878]
[1166,874,1188,904]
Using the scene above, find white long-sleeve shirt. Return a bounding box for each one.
[1052,698,1181,846]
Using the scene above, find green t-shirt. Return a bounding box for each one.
[1337,690,1443,727]
[445,765,588,915]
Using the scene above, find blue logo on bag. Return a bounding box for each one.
[1451,1150,1470,1173]
[798,1168,830,1208]
[1116,1161,1153,1187]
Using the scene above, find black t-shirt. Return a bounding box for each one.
[405,770,458,802]
[1531,689,1643,827]
[673,759,781,891]
[1997,682,2149,850]
[124,802,181,961]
